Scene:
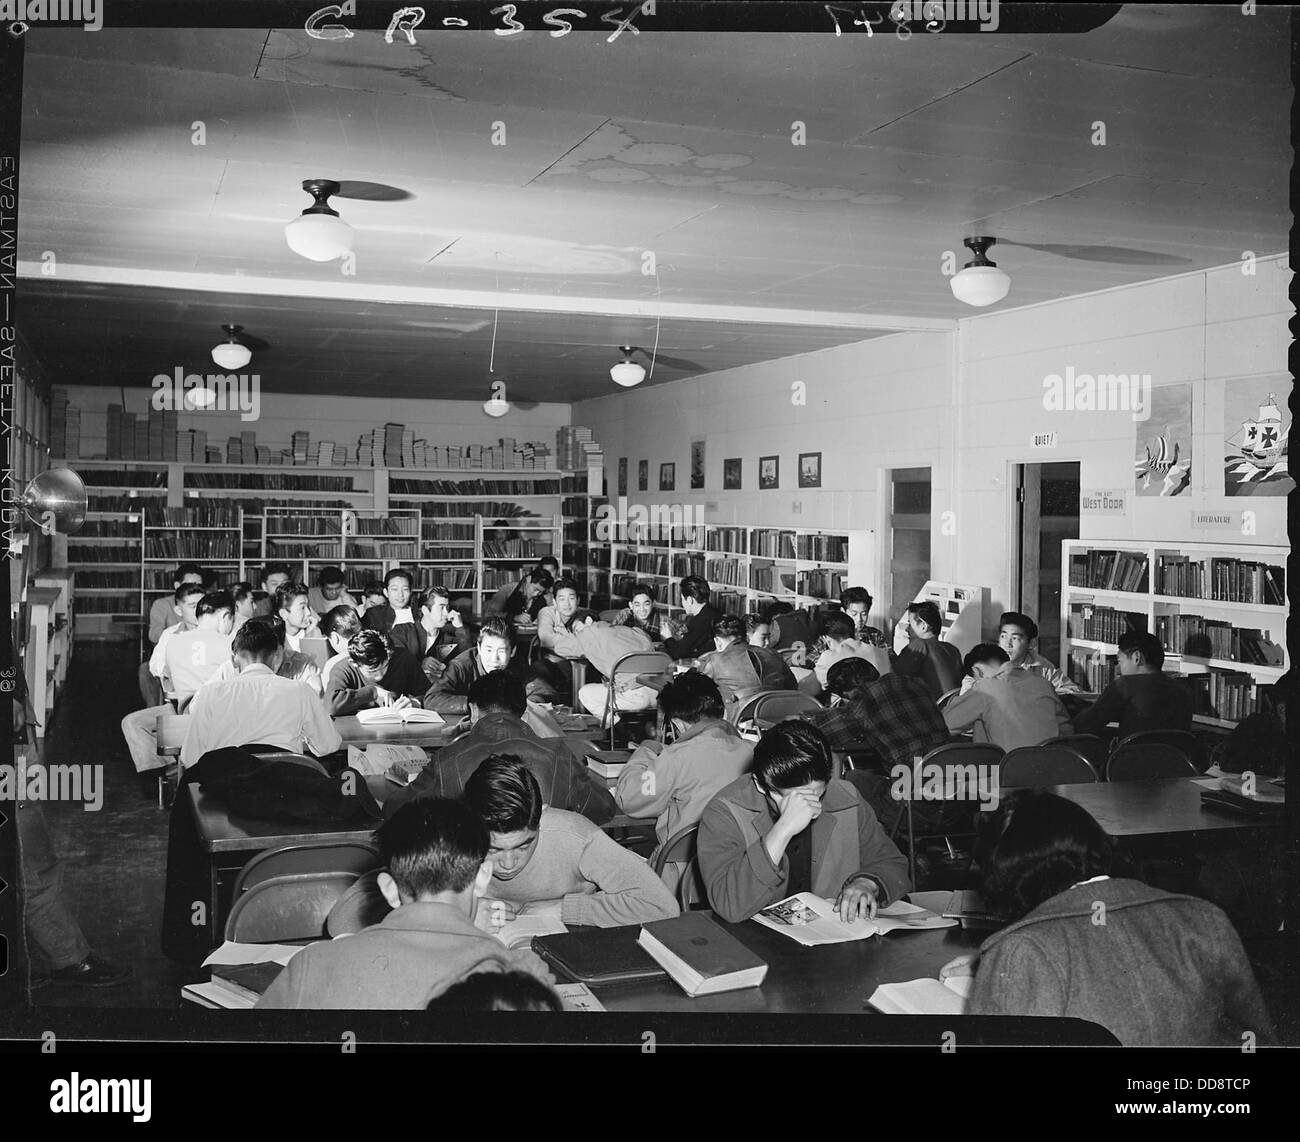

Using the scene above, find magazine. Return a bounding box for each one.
[753,892,955,947]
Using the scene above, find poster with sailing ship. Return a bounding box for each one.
[1134,383,1192,497]
[1223,378,1292,497]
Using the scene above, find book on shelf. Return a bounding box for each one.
[355,706,445,725]
[1068,548,1149,592]
[1066,604,1147,644]
[1155,555,1285,605]
[637,912,768,997]
[868,976,972,1015]
[752,893,955,946]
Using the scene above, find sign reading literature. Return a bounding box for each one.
[1189,510,1238,533]
[1080,489,1127,516]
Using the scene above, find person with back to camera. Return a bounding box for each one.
[939,790,1275,1046]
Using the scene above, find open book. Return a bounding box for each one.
[753,893,955,947]
[356,705,445,726]
[868,975,972,1015]
[494,910,569,950]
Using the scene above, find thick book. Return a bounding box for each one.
[585,749,631,778]
[531,926,668,986]
[356,705,445,725]
[638,912,768,997]
[754,893,956,946]
[868,975,972,1015]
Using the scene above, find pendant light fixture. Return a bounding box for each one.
[285,179,355,262]
[950,236,1011,307]
[483,392,510,417]
[211,324,253,370]
[610,346,646,387]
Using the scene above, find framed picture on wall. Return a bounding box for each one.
[659,462,676,492]
[723,457,742,490]
[618,457,628,497]
[798,451,822,488]
[638,460,648,491]
[690,439,706,489]
[759,455,779,490]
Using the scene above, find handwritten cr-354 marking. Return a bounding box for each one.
[306,2,653,45]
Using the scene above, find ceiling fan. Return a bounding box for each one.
[210,324,270,370]
[995,240,1192,266]
[610,345,706,387]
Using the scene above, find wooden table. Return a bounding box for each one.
[594,903,985,1014]
[333,714,461,748]
[1048,777,1281,838]
[186,784,379,944]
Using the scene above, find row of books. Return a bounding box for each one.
[482,540,552,558]
[68,546,139,563]
[146,505,242,527]
[1067,605,1148,644]
[1067,649,1120,692]
[353,516,419,536]
[1067,549,1149,593]
[87,493,164,513]
[390,477,565,495]
[750,564,799,594]
[422,522,475,541]
[715,590,748,617]
[416,568,477,590]
[79,467,168,488]
[79,595,139,614]
[265,515,347,536]
[1154,616,1285,666]
[481,567,526,590]
[706,557,745,587]
[186,472,356,491]
[78,520,141,537]
[614,551,637,571]
[635,553,670,576]
[563,521,588,543]
[750,529,849,563]
[797,568,844,600]
[1185,671,1261,723]
[423,546,474,560]
[267,542,343,559]
[561,474,592,494]
[349,541,417,559]
[706,527,748,555]
[105,404,181,462]
[671,553,706,579]
[560,497,591,517]
[562,543,589,569]
[76,570,141,589]
[399,501,534,519]
[1154,556,1285,605]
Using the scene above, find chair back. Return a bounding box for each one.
[224,872,361,944]
[1110,729,1206,772]
[1000,745,1098,787]
[1038,733,1108,774]
[747,690,824,724]
[231,840,383,898]
[652,823,703,910]
[603,650,672,747]
[155,712,189,756]
[1106,743,1198,782]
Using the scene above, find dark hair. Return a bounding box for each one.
[478,616,513,647]
[174,582,206,605]
[464,754,544,834]
[552,577,580,598]
[422,583,450,605]
[999,611,1039,642]
[231,581,255,606]
[713,614,745,642]
[318,565,346,587]
[907,600,943,636]
[175,563,203,583]
[763,601,795,622]
[538,556,560,573]
[751,721,834,793]
[429,970,561,1013]
[630,583,656,603]
[243,614,288,647]
[963,643,1010,674]
[744,613,770,635]
[232,620,279,661]
[201,569,220,592]
[384,567,413,589]
[1118,629,1164,669]
[821,613,855,641]
[979,791,1114,922]
[261,563,292,585]
[825,656,879,698]
[378,798,488,898]
[321,604,362,641]
[348,629,392,668]
[528,568,554,591]
[196,590,235,619]
[679,575,711,604]
[362,580,385,599]
[274,582,310,613]
[468,670,527,717]
[840,586,873,611]
[658,671,724,724]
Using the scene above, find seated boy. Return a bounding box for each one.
[319,604,363,689]
[696,614,763,704]
[894,600,963,700]
[838,586,889,647]
[257,798,554,1009]
[411,585,473,675]
[942,643,1073,751]
[308,565,360,618]
[698,721,910,923]
[276,581,322,652]
[1073,630,1194,740]
[198,614,323,696]
[326,629,430,716]
[422,618,530,716]
[744,614,799,691]
[811,612,893,693]
[616,672,754,891]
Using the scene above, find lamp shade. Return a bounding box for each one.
[610,360,646,387]
[211,340,252,370]
[186,386,217,409]
[950,264,1011,307]
[285,212,355,261]
[483,396,510,418]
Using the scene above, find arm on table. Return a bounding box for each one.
[852,791,911,905]
[325,668,381,717]
[1072,681,1123,736]
[941,687,989,735]
[561,828,679,927]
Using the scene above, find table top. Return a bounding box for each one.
[187,784,378,856]
[594,899,984,1014]
[333,715,462,747]
[1049,777,1278,837]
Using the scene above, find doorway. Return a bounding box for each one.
[1014,462,1081,664]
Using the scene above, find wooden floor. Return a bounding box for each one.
[24,641,1300,1045]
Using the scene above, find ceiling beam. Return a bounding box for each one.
[17,263,957,334]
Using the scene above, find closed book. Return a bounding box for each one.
[637,912,767,997]
[531,926,667,986]
[585,749,630,778]
[210,960,285,1003]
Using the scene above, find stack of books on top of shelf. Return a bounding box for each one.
[178,429,209,463]
[557,426,603,472]
[51,387,81,460]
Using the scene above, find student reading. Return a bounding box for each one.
[940,791,1275,1046]
[256,799,555,1010]
[697,721,910,923]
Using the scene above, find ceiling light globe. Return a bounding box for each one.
[610,361,646,387]
[186,387,218,409]
[285,212,355,261]
[950,265,1011,307]
[483,397,510,418]
[211,341,252,370]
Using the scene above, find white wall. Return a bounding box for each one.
[59,387,572,459]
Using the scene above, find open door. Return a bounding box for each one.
[1014,462,1080,664]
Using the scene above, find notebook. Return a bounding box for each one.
[868,975,972,1015]
[531,926,668,985]
[638,912,768,997]
[355,705,445,725]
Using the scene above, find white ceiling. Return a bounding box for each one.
[16,6,1292,402]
